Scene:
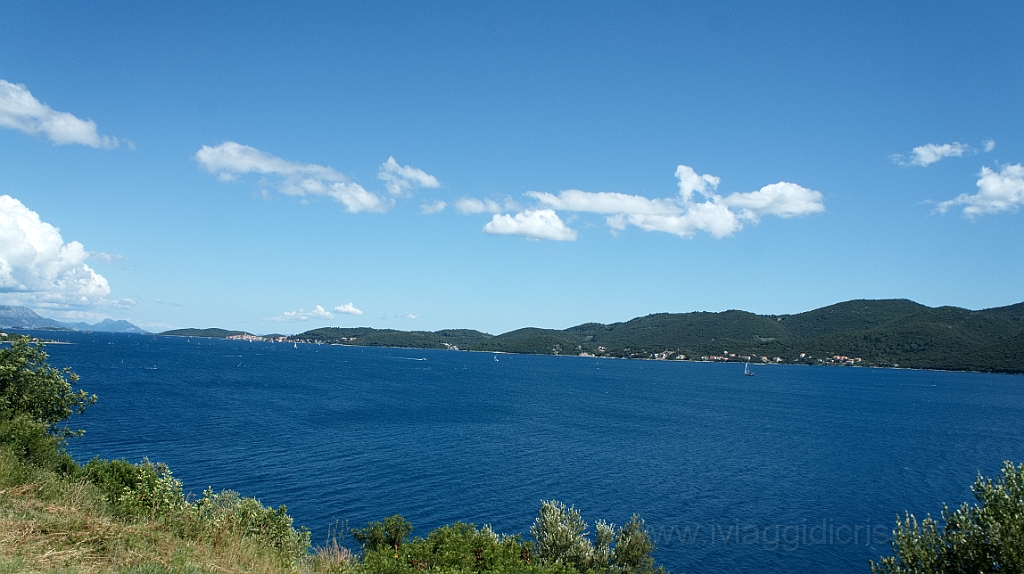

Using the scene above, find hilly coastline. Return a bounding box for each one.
[0,306,147,333]
[165,299,1024,374]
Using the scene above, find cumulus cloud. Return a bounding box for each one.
[420,200,447,214]
[377,156,440,196]
[529,190,679,215]
[265,305,334,322]
[483,209,578,241]
[0,80,118,149]
[455,198,501,214]
[454,197,520,214]
[334,303,364,316]
[196,142,394,213]
[893,142,973,166]
[403,313,419,320]
[89,251,127,263]
[720,182,827,220]
[984,139,996,153]
[517,165,823,239]
[936,164,1024,217]
[0,195,112,306]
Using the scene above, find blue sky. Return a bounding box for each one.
[1,2,1022,334]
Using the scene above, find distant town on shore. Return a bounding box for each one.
[161,299,1023,374]
[3,299,1021,374]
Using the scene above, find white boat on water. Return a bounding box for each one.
[744,360,754,376]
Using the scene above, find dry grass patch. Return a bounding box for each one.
[0,452,314,574]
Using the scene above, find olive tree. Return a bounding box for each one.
[872,461,1024,574]
[530,500,665,574]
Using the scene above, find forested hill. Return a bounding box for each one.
[292,299,1024,374]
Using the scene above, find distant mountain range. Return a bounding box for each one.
[0,306,147,333]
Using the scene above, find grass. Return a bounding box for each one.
[0,449,354,574]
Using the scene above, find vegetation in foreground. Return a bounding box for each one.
[0,336,667,573]
[870,460,1024,574]
[3,335,1023,573]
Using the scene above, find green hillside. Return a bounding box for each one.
[159,328,251,338]
[291,299,1024,373]
[294,327,493,349]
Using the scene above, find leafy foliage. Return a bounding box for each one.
[0,336,96,437]
[84,456,186,519]
[871,461,1024,574]
[82,456,311,563]
[352,514,414,553]
[189,487,311,559]
[0,414,67,468]
[529,501,665,574]
[347,502,665,574]
[531,501,595,570]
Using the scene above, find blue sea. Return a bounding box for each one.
[31,331,1024,574]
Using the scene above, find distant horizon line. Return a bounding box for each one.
[151,297,1024,338]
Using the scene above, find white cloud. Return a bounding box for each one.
[195,142,392,213]
[615,203,742,239]
[403,313,419,320]
[0,195,112,307]
[517,165,823,239]
[529,190,679,215]
[455,198,501,214]
[0,80,118,149]
[265,305,334,322]
[377,156,440,196]
[936,164,1024,217]
[89,251,127,263]
[893,142,972,167]
[420,200,447,214]
[721,182,826,220]
[483,209,578,241]
[984,139,996,153]
[334,303,364,316]
[674,165,721,201]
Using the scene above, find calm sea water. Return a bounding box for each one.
[31,331,1024,574]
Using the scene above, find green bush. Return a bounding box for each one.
[354,517,572,574]
[531,501,595,571]
[0,336,95,438]
[530,501,664,574]
[353,515,414,553]
[0,414,64,468]
[872,460,1024,574]
[190,487,311,561]
[0,336,94,474]
[84,456,186,519]
[350,502,665,574]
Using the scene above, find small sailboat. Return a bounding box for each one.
[493,354,499,362]
[744,360,754,377]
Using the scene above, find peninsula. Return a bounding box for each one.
[162,299,1024,374]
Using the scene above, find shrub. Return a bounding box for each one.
[0,336,95,438]
[352,514,414,553]
[84,456,186,519]
[871,460,1024,574]
[191,487,311,561]
[531,501,595,570]
[530,501,664,574]
[0,414,64,468]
